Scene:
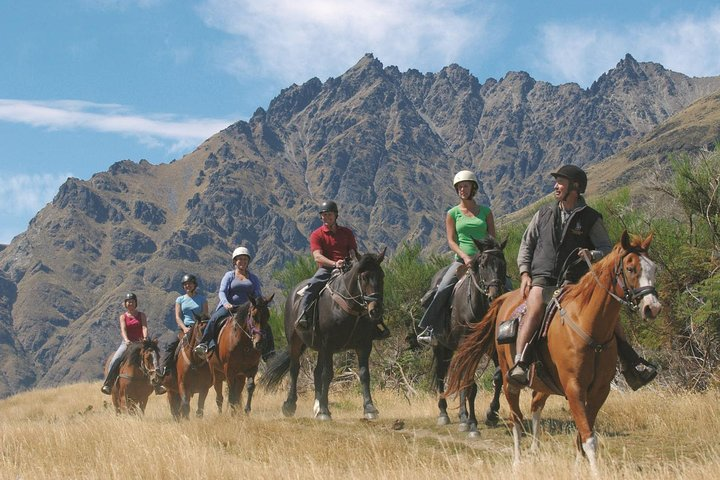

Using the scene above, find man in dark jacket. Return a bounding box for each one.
[508,165,657,389]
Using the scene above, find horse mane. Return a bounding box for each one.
[561,234,643,305]
[122,339,158,366]
[355,252,381,271]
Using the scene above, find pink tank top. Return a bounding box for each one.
[123,312,144,341]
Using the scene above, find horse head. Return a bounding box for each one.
[619,231,662,320]
[351,249,386,323]
[244,294,275,351]
[469,236,508,301]
[138,338,162,386]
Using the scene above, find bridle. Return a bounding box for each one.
[465,248,506,297]
[325,261,384,317]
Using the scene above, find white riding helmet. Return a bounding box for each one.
[453,170,478,188]
[232,246,252,262]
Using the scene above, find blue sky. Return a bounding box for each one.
[2,0,720,244]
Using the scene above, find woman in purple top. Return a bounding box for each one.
[194,246,275,360]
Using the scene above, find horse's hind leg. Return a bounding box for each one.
[214,379,224,414]
[465,382,479,438]
[196,387,209,418]
[485,364,503,426]
[228,376,246,416]
[244,376,255,415]
[357,346,378,420]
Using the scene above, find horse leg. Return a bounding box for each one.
[196,387,209,418]
[227,374,243,416]
[214,378,224,414]
[434,345,450,426]
[313,350,332,421]
[282,336,303,418]
[466,382,479,438]
[504,383,524,467]
[244,376,255,415]
[565,382,600,475]
[178,382,190,419]
[458,388,469,431]
[530,391,549,453]
[357,346,378,420]
[168,391,181,420]
[485,364,503,427]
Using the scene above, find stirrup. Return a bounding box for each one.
[101,384,112,395]
[416,326,433,345]
[296,314,309,329]
[507,362,529,386]
[193,344,208,358]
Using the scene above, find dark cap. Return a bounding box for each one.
[551,165,587,193]
[319,200,338,214]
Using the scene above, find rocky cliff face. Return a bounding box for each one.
[1,53,719,397]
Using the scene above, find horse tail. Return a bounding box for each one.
[259,349,292,392]
[444,295,503,398]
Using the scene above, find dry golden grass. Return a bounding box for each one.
[1,381,719,479]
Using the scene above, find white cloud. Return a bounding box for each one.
[0,173,71,217]
[197,0,491,83]
[0,99,233,154]
[536,11,720,87]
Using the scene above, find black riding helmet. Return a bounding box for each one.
[181,274,197,285]
[125,293,137,302]
[551,165,588,194]
[319,200,339,214]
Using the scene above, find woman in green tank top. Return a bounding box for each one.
[417,170,496,344]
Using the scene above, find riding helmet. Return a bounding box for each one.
[551,165,588,194]
[232,246,252,262]
[181,274,197,285]
[452,170,478,188]
[319,200,339,214]
[125,292,137,302]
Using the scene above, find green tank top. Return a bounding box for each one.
[448,204,491,259]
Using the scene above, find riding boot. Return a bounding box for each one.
[372,321,391,340]
[507,343,532,386]
[261,324,276,362]
[617,337,657,391]
[296,295,313,329]
[101,357,122,395]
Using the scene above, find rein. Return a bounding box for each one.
[325,267,382,317]
[462,248,505,322]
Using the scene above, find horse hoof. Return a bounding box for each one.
[315,413,332,421]
[437,415,451,426]
[458,422,469,432]
[364,411,378,420]
[282,402,296,418]
[468,430,481,439]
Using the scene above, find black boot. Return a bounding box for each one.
[373,321,391,340]
[101,357,122,395]
[617,337,657,390]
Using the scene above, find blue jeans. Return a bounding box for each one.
[419,261,462,330]
[298,267,334,316]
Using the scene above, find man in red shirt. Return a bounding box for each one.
[296,200,358,328]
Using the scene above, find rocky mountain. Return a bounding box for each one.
[1,53,720,398]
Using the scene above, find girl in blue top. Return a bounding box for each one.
[417,170,496,344]
[195,246,275,360]
[174,274,209,335]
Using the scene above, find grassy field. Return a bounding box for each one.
[1,380,719,479]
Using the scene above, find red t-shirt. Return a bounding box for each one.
[309,225,358,262]
[123,312,144,342]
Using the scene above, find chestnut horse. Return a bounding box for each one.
[428,236,507,436]
[446,232,661,474]
[165,314,213,420]
[262,251,385,421]
[105,339,162,414]
[207,294,274,415]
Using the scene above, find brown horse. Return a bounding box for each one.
[105,339,162,415]
[446,232,662,474]
[165,314,213,420]
[207,294,274,415]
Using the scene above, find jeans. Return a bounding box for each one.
[419,261,462,330]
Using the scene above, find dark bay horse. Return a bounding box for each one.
[208,294,274,416]
[105,339,162,414]
[429,236,507,437]
[446,232,662,474]
[262,251,385,421]
[165,315,213,420]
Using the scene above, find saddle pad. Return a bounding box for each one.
[540,288,566,338]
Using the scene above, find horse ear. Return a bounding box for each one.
[248,293,257,306]
[620,230,631,251]
[641,232,654,251]
[472,238,484,251]
[377,247,386,263]
[266,293,275,304]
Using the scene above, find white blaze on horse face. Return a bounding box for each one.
[639,255,662,319]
